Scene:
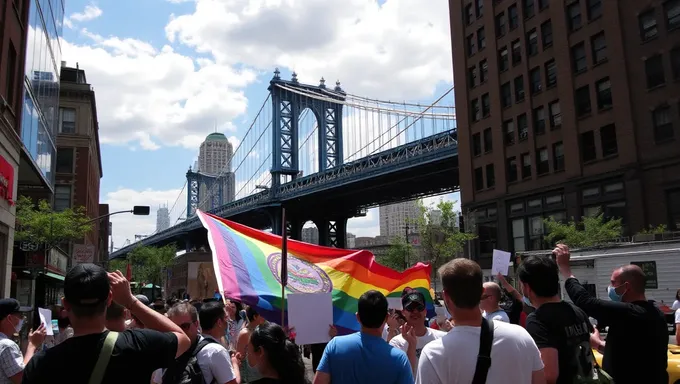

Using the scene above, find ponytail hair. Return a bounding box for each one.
[250,322,309,384]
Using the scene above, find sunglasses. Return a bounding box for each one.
[404,304,426,312]
[481,294,492,300]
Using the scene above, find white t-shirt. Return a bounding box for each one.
[483,309,510,323]
[415,321,543,384]
[389,327,447,359]
[151,335,236,384]
[675,309,680,324]
[673,300,680,311]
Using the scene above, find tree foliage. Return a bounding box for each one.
[378,236,414,272]
[544,212,622,248]
[15,196,92,247]
[108,245,176,288]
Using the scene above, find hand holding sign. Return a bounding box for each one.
[491,249,512,276]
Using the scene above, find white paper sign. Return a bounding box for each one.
[491,249,512,276]
[38,307,54,336]
[387,297,403,310]
[287,293,333,345]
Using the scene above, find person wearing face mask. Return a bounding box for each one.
[54,309,73,345]
[0,298,46,383]
[554,244,668,384]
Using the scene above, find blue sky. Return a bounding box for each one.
[59,0,458,248]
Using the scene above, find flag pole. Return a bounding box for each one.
[280,207,288,328]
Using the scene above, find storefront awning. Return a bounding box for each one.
[44,272,65,281]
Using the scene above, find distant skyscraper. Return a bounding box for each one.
[379,200,422,239]
[156,206,170,232]
[197,132,236,204]
[301,227,319,245]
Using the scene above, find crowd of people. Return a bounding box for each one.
[0,243,671,383]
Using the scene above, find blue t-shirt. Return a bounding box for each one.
[317,331,413,384]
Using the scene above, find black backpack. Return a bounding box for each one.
[163,338,218,384]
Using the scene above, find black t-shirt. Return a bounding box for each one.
[565,277,668,384]
[525,301,592,384]
[22,329,178,384]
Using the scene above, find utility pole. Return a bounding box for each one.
[404,223,409,270]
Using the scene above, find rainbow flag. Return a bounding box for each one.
[197,210,434,333]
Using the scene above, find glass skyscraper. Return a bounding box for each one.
[20,0,64,189]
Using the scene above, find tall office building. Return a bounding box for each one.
[156,206,170,232]
[301,226,319,245]
[449,0,680,266]
[197,133,235,204]
[379,200,422,239]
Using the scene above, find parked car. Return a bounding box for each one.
[593,345,680,384]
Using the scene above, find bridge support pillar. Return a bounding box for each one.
[316,217,347,248]
[270,208,303,241]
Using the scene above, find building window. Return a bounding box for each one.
[549,100,562,128]
[645,54,665,88]
[477,27,486,50]
[486,164,496,188]
[518,113,529,141]
[567,2,582,32]
[541,20,553,48]
[475,167,484,191]
[521,153,532,179]
[671,48,680,80]
[537,148,549,175]
[507,157,518,183]
[587,0,602,20]
[501,82,512,108]
[475,0,484,18]
[596,77,612,110]
[512,219,526,252]
[539,0,549,10]
[534,106,546,135]
[514,75,525,102]
[504,119,515,145]
[553,142,565,171]
[496,12,506,37]
[529,67,542,94]
[471,99,480,122]
[483,128,493,152]
[467,34,476,56]
[545,60,557,87]
[5,44,17,106]
[523,0,535,18]
[600,124,618,157]
[509,4,519,29]
[575,85,591,117]
[639,10,658,40]
[499,47,509,71]
[653,105,674,142]
[591,32,607,64]
[512,40,522,65]
[481,93,491,117]
[668,189,680,230]
[581,131,597,162]
[666,0,680,30]
[465,3,473,24]
[478,221,498,256]
[480,59,489,83]
[527,29,538,56]
[59,108,76,134]
[473,133,482,156]
[56,148,74,173]
[468,66,478,88]
[54,185,72,211]
[571,42,587,73]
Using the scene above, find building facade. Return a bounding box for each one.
[449,0,680,267]
[379,200,422,239]
[156,206,170,232]
[197,133,235,204]
[0,0,31,297]
[55,64,104,264]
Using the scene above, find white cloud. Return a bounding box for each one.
[104,188,188,250]
[64,3,103,29]
[165,0,453,100]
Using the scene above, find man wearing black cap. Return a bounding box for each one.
[0,298,45,383]
[22,264,191,383]
[388,288,446,376]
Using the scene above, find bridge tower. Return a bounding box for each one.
[268,69,348,247]
[186,168,226,218]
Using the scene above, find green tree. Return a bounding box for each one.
[379,236,414,272]
[108,245,176,298]
[15,196,92,249]
[544,212,622,248]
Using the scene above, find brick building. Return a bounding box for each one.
[449,0,680,267]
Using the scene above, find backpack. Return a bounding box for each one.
[570,339,613,384]
[163,338,218,384]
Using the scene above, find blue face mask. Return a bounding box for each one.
[607,285,624,302]
[523,296,533,307]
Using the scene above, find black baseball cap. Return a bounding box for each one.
[0,299,22,320]
[64,263,110,306]
[401,288,426,311]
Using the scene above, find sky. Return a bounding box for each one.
[58,0,460,250]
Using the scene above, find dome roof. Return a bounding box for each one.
[205,132,228,141]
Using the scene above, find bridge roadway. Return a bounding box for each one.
[110,130,459,259]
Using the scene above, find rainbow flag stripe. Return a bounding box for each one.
[197,210,434,333]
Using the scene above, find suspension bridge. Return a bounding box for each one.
[110,69,459,259]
